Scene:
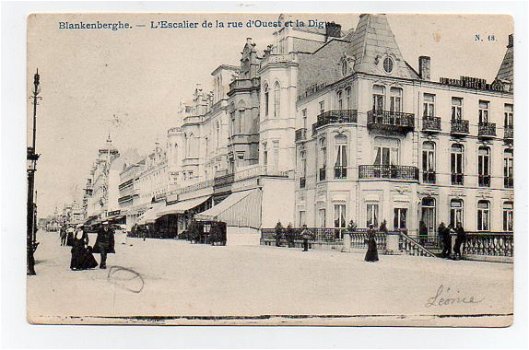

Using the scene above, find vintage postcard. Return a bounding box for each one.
[27,13,514,327]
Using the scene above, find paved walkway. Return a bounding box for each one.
[27,231,513,326]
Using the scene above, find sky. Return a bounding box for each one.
[27,13,513,217]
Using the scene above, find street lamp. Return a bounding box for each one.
[27,69,41,276]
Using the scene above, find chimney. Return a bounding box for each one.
[508,34,513,48]
[419,56,431,80]
[325,22,342,39]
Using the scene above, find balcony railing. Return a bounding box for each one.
[319,167,326,181]
[504,176,513,188]
[463,232,513,257]
[213,173,235,188]
[422,171,436,184]
[334,166,347,179]
[478,122,496,138]
[504,126,513,140]
[478,174,491,187]
[367,110,415,133]
[295,128,307,142]
[299,176,306,188]
[422,116,441,132]
[451,173,464,185]
[315,109,357,129]
[359,165,419,181]
[450,119,469,136]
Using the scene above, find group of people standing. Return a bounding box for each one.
[274,222,314,252]
[437,222,467,260]
[59,221,115,271]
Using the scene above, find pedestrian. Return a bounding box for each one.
[66,225,75,246]
[419,220,428,245]
[453,222,467,260]
[379,220,388,234]
[93,221,115,269]
[364,224,379,262]
[59,225,67,246]
[70,224,98,270]
[300,224,313,252]
[274,221,283,247]
[444,224,454,259]
[285,223,295,248]
[347,220,357,237]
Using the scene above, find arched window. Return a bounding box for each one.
[337,90,343,110]
[503,201,513,231]
[273,82,281,117]
[263,83,269,116]
[450,199,464,227]
[422,141,436,184]
[383,56,394,73]
[334,135,348,179]
[477,200,490,231]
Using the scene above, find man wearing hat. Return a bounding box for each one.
[93,221,115,269]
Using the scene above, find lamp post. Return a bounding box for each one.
[27,69,41,276]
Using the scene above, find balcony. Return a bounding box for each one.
[358,165,419,181]
[214,173,234,188]
[315,110,357,129]
[367,110,415,134]
[422,116,441,132]
[319,167,326,181]
[299,177,306,188]
[334,166,347,179]
[295,128,307,142]
[422,171,436,184]
[478,174,491,187]
[261,53,297,69]
[451,173,464,185]
[504,126,513,141]
[504,176,513,188]
[478,122,496,139]
[450,119,469,136]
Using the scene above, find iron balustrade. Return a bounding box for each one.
[504,126,513,140]
[478,122,497,138]
[319,167,326,181]
[367,110,415,133]
[450,119,469,135]
[315,109,357,128]
[504,176,513,188]
[334,166,347,179]
[451,173,464,185]
[295,128,307,141]
[463,232,513,257]
[422,116,442,131]
[478,174,491,187]
[358,165,419,181]
[422,171,436,184]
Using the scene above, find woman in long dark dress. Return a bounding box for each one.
[364,225,379,262]
[70,225,98,270]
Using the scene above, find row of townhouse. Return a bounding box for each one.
[107,14,512,246]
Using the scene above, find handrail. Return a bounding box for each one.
[398,232,437,257]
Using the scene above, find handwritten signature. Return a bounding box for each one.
[425,285,484,308]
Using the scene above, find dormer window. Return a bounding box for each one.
[383,56,394,73]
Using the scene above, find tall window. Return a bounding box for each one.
[366,203,379,227]
[263,83,269,116]
[299,150,307,187]
[319,100,325,115]
[319,209,326,228]
[334,135,347,179]
[477,200,490,231]
[374,138,399,166]
[504,104,513,128]
[421,197,436,235]
[262,142,268,172]
[478,146,491,187]
[423,94,435,117]
[302,108,307,130]
[334,204,346,238]
[450,199,464,228]
[393,208,407,230]
[389,87,402,114]
[479,100,489,124]
[319,138,327,181]
[504,149,513,188]
[422,141,436,184]
[337,90,343,110]
[503,201,513,231]
[345,87,352,110]
[373,85,385,113]
[451,144,464,185]
[273,82,280,117]
[451,97,463,120]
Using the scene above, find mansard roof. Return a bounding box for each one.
[496,34,513,83]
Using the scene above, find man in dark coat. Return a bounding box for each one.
[274,221,283,247]
[453,222,466,260]
[93,221,115,269]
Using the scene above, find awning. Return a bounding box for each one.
[136,202,165,225]
[156,196,210,218]
[195,189,262,229]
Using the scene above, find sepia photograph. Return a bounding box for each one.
[25,11,516,327]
